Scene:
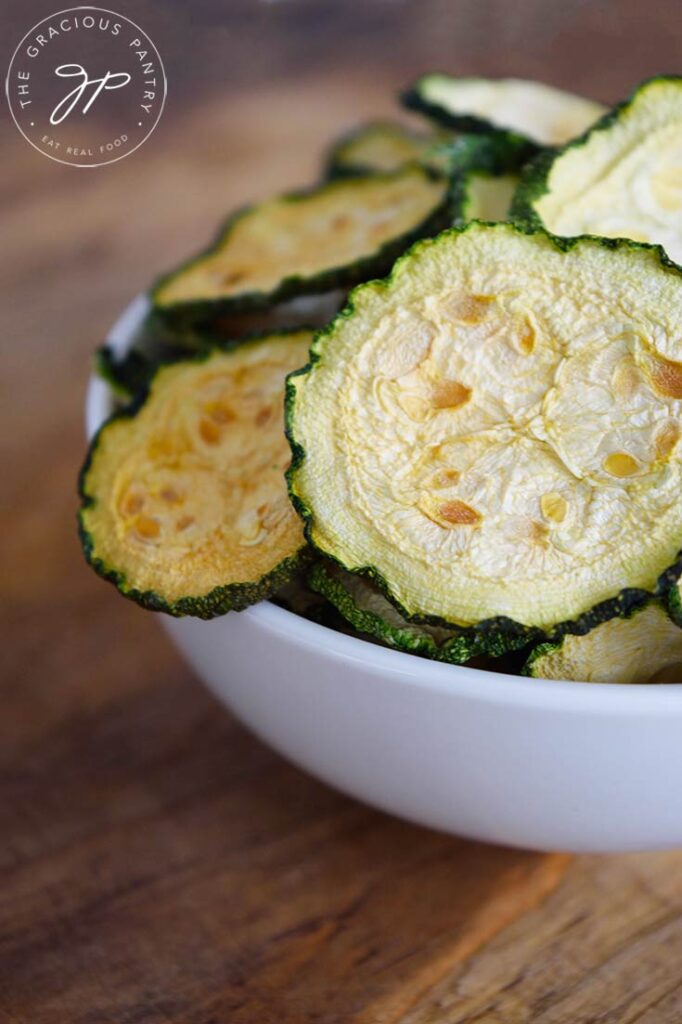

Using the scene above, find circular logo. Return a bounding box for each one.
[5,6,166,167]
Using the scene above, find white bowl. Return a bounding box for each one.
[86,297,682,853]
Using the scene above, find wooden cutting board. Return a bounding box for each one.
[2,62,682,1024]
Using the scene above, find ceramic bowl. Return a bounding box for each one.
[85,297,682,853]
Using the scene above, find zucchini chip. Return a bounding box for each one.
[80,330,313,617]
[512,76,682,266]
[326,121,445,176]
[309,561,526,661]
[287,223,682,643]
[403,75,606,148]
[524,603,682,683]
[153,168,451,328]
[97,293,345,400]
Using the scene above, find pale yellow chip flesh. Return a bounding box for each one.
[83,332,311,603]
[290,225,682,630]
[531,605,682,683]
[156,169,447,307]
[417,76,606,146]
[534,79,682,266]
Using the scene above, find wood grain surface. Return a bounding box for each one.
[3,17,682,1019]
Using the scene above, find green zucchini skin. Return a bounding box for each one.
[285,221,682,650]
[308,561,532,661]
[510,75,682,245]
[151,169,455,331]
[80,332,312,618]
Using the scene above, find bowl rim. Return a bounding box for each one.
[84,292,682,709]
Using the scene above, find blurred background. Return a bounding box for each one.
[2,2,682,1020]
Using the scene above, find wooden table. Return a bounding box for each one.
[3,28,682,1020]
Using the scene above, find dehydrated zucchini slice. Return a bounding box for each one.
[512,76,682,266]
[326,121,445,176]
[524,603,682,683]
[80,330,313,617]
[97,293,345,399]
[153,168,451,327]
[287,223,682,641]
[308,561,526,661]
[403,75,606,148]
